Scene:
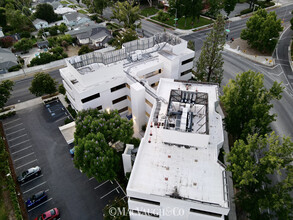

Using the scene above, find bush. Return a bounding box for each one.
[8,65,21,72]
[141,124,146,132]
[157,10,168,22]
[0,111,16,119]
[65,95,70,104]
[67,105,77,118]
[90,14,103,23]
[78,45,93,55]
[20,31,31,38]
[129,137,140,148]
[240,8,253,15]
[58,84,66,95]
[64,117,73,124]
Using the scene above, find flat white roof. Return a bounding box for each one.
[128,79,228,208]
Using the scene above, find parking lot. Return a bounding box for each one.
[2,100,125,220]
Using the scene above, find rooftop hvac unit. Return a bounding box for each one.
[132,54,137,61]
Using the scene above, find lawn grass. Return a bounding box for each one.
[68,4,77,8]
[60,0,69,4]
[152,15,213,30]
[140,7,159,17]
[78,9,88,14]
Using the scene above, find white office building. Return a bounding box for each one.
[60,33,194,134]
[126,78,230,219]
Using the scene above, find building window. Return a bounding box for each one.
[180,69,192,76]
[111,83,126,92]
[118,106,128,113]
[145,99,153,107]
[181,58,194,65]
[112,95,127,104]
[143,69,162,79]
[129,197,160,206]
[145,111,150,117]
[190,209,222,218]
[97,105,102,110]
[81,92,100,103]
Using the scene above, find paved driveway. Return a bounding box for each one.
[2,101,124,220]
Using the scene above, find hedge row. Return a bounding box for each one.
[0,137,22,220]
[0,111,16,120]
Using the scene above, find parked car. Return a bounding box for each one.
[69,147,75,157]
[34,208,59,220]
[26,191,48,209]
[17,166,41,183]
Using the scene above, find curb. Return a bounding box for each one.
[239,3,280,19]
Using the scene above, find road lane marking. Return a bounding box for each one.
[94,180,109,190]
[100,187,119,199]
[3,118,20,125]
[9,134,28,141]
[6,128,25,136]
[12,146,33,155]
[10,140,30,148]
[16,159,37,170]
[14,152,35,162]
[5,123,23,130]
[23,182,47,194]
[20,175,43,186]
[28,198,53,212]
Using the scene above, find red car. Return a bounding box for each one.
[34,208,59,220]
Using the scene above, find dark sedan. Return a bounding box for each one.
[26,191,48,209]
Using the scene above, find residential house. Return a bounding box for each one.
[66,25,112,47]
[62,12,91,27]
[0,48,18,73]
[33,18,49,30]
[50,1,62,10]
[0,27,4,38]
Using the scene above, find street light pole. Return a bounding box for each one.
[171,8,178,28]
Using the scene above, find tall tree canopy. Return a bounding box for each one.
[29,72,57,96]
[194,15,225,84]
[13,38,33,52]
[111,0,140,29]
[223,0,237,16]
[34,3,58,23]
[208,0,224,17]
[227,133,293,219]
[220,70,283,141]
[241,9,283,53]
[74,109,134,182]
[0,80,14,109]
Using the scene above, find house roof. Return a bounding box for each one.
[63,12,88,22]
[37,40,49,47]
[33,18,48,25]
[50,1,62,10]
[0,48,18,70]
[66,25,111,41]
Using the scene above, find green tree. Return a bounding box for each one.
[112,29,138,49]
[220,70,283,141]
[29,72,57,96]
[0,7,6,27]
[74,109,134,182]
[13,38,33,52]
[194,15,225,84]
[78,45,93,55]
[6,9,31,32]
[208,0,224,17]
[111,0,140,29]
[35,3,58,23]
[48,26,58,36]
[224,0,237,16]
[0,80,14,109]
[189,0,203,23]
[227,133,293,219]
[241,9,283,53]
[103,197,129,220]
[58,84,66,95]
[58,23,67,34]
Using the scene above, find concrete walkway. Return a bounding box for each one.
[217,105,237,220]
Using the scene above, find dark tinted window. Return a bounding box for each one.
[181,58,194,65]
[111,83,126,92]
[118,106,128,113]
[81,92,100,103]
[112,95,127,104]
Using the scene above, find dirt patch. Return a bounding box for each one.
[66,45,81,57]
[227,38,271,56]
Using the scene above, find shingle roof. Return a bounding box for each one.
[0,48,18,70]
[33,18,48,25]
[64,12,88,22]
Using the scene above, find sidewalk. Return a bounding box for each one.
[217,105,237,220]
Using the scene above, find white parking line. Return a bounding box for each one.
[6,128,25,136]
[100,187,119,199]
[28,198,53,212]
[12,146,33,155]
[89,177,95,181]
[5,123,23,130]
[20,175,43,186]
[45,189,49,193]
[16,159,37,170]
[94,180,109,190]
[14,152,35,162]
[54,116,69,123]
[10,140,30,148]
[23,182,46,194]
[9,134,27,141]
[3,118,20,125]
